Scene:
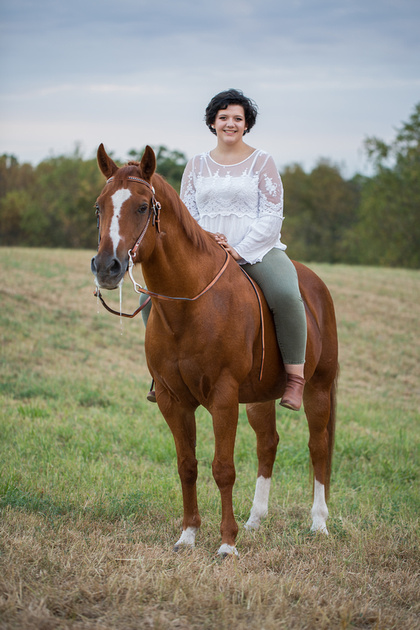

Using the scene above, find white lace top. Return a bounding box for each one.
[180,150,286,265]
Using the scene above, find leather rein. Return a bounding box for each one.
[94,175,265,379]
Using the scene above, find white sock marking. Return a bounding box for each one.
[174,526,197,549]
[110,189,131,255]
[245,476,271,530]
[311,479,329,534]
[217,543,239,556]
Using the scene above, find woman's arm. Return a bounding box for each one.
[231,155,285,264]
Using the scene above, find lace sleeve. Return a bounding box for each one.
[180,158,200,221]
[234,154,285,264]
[258,154,284,218]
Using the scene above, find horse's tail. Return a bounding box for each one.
[325,366,339,500]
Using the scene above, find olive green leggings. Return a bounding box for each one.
[242,248,307,365]
[140,248,307,365]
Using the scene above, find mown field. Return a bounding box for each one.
[0,247,419,630]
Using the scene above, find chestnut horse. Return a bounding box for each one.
[91,144,338,556]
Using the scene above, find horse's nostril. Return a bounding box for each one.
[109,259,121,275]
[90,253,124,281]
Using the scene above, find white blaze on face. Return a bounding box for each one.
[110,188,132,256]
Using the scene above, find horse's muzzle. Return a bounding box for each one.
[91,253,127,289]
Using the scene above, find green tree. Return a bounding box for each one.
[352,102,420,268]
[128,145,188,192]
[20,149,103,248]
[0,155,35,245]
[0,146,188,248]
[282,160,360,263]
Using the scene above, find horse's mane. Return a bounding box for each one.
[120,162,214,255]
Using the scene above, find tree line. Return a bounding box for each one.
[1,104,419,268]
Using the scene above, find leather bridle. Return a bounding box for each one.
[94,174,265,379]
[94,176,230,315]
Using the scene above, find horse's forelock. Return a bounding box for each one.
[104,163,143,185]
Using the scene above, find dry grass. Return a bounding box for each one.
[323,264,419,411]
[1,510,418,630]
[0,248,419,629]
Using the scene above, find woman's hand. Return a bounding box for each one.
[213,233,241,261]
[214,232,228,247]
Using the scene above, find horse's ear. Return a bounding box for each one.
[97,143,119,178]
[140,145,156,180]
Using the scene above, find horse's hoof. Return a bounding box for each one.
[173,544,193,553]
[217,543,239,557]
[173,526,197,552]
[311,522,329,535]
[244,518,260,531]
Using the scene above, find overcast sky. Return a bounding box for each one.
[1,0,419,176]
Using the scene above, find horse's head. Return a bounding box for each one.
[91,144,158,290]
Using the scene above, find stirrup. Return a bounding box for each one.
[147,379,157,403]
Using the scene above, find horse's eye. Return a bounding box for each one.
[138,203,149,214]
[95,204,101,230]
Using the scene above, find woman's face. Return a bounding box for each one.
[213,104,247,143]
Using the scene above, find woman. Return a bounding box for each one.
[145,89,307,410]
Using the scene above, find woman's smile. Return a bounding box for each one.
[214,104,247,142]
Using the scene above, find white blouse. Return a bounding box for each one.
[180,149,286,265]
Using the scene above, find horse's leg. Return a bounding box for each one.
[210,383,241,556]
[244,401,279,531]
[303,379,336,535]
[159,396,201,550]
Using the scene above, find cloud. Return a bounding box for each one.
[0,0,419,174]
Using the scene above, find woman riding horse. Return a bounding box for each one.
[142,89,307,411]
[91,95,338,555]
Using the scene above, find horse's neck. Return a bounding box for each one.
[142,198,221,298]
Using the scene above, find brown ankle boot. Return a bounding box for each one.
[280,374,305,411]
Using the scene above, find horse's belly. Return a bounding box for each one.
[145,296,286,404]
[238,351,286,403]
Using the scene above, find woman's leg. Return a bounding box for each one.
[242,249,307,410]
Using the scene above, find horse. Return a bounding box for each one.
[91,144,338,556]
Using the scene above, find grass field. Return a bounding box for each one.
[0,247,419,629]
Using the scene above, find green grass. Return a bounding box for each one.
[0,248,419,629]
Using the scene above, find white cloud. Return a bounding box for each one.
[0,0,419,174]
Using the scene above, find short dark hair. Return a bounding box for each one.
[205,89,258,135]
